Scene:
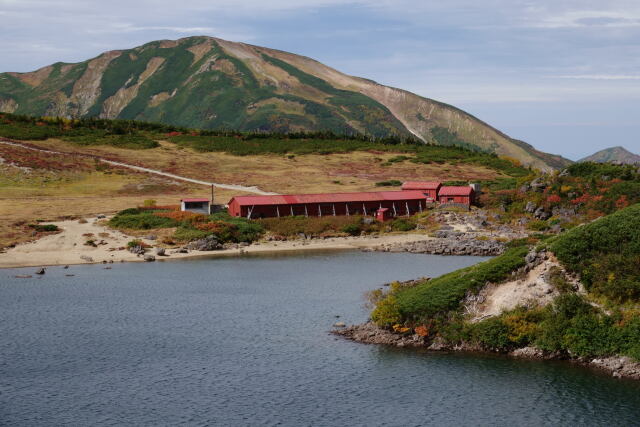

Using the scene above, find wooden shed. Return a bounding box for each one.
[401,181,442,201]
[437,186,475,206]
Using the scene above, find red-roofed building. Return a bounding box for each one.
[437,186,475,205]
[228,191,430,219]
[401,181,442,201]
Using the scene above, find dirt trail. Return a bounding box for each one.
[0,138,276,195]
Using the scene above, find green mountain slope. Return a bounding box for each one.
[580,146,640,165]
[0,36,569,170]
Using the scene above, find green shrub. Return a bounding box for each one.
[342,223,362,236]
[375,180,403,187]
[391,218,416,232]
[173,226,211,242]
[527,220,549,231]
[109,212,178,230]
[127,239,144,248]
[471,317,512,351]
[29,224,59,232]
[563,313,620,357]
[371,295,402,327]
[550,203,640,302]
[394,245,528,322]
[258,215,367,238]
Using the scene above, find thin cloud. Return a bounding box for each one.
[554,75,640,80]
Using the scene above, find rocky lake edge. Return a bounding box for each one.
[332,321,640,381]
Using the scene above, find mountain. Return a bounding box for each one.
[0,36,569,170]
[579,146,640,165]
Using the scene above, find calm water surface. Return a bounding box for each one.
[2,251,640,426]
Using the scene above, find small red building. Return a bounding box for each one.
[401,181,442,201]
[437,186,475,205]
[376,208,392,222]
[227,191,429,219]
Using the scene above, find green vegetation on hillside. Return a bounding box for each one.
[368,203,640,361]
[0,36,571,169]
[483,161,640,228]
[0,112,533,182]
[551,203,640,302]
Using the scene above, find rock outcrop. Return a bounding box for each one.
[186,235,222,251]
[374,233,505,256]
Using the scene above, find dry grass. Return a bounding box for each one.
[0,144,244,248]
[0,137,502,249]
[18,139,502,194]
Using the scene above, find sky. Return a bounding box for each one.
[1,0,639,160]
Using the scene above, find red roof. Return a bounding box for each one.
[182,198,210,202]
[401,181,442,190]
[228,190,428,206]
[438,186,473,196]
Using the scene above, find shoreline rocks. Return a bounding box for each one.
[334,322,640,381]
[186,235,222,251]
[372,233,505,256]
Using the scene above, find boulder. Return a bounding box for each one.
[145,234,157,241]
[128,245,146,255]
[143,255,156,262]
[186,235,222,251]
[534,207,551,220]
[80,255,94,262]
[550,224,563,234]
[525,250,537,265]
[530,177,547,192]
[35,267,45,275]
[155,247,166,256]
[524,201,537,213]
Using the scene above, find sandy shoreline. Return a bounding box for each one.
[0,217,434,269]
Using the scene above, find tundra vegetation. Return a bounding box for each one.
[368,203,640,361]
[0,113,532,190]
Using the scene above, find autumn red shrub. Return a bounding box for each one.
[137,205,180,211]
[615,195,629,209]
[547,194,562,204]
[154,211,206,223]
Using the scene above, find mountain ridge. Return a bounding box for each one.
[0,35,570,170]
[579,146,640,164]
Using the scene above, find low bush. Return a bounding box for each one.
[393,245,528,322]
[375,180,403,187]
[109,212,178,230]
[29,224,59,232]
[173,226,211,242]
[342,223,362,236]
[257,215,369,238]
[390,218,416,232]
[550,203,640,302]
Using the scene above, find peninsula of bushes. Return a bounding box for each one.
[350,202,640,376]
